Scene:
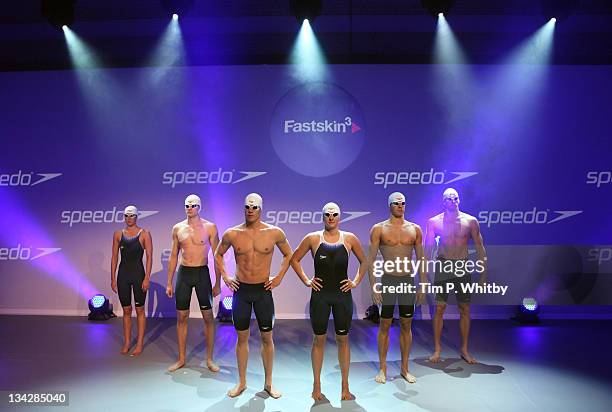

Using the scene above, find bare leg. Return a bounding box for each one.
[458,303,476,364]
[168,310,189,372]
[375,318,392,383]
[429,303,446,363]
[201,309,219,372]
[227,329,249,397]
[399,318,416,383]
[311,334,326,400]
[120,306,132,354]
[261,331,281,399]
[130,306,146,356]
[336,334,354,400]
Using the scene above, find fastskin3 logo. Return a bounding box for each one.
[283,116,363,134]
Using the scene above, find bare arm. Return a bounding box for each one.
[470,218,487,282]
[110,231,120,292]
[290,234,315,286]
[143,230,153,279]
[367,225,381,290]
[424,219,437,261]
[265,229,294,291]
[274,229,293,279]
[414,225,426,284]
[214,230,239,291]
[166,227,180,289]
[208,223,221,286]
[340,233,367,292]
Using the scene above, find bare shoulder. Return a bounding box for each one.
[113,230,122,239]
[225,224,243,237]
[263,223,287,241]
[371,221,385,232]
[342,231,359,243]
[173,220,187,231]
[428,213,444,224]
[460,212,478,223]
[405,221,422,232]
[204,219,218,231]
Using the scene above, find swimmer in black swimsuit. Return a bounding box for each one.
[291,202,367,401]
[111,205,153,356]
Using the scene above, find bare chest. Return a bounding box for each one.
[233,231,275,256]
[380,225,416,246]
[177,224,209,247]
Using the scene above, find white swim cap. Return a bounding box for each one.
[124,205,138,216]
[245,193,263,209]
[322,202,341,216]
[185,194,201,208]
[442,188,459,200]
[388,192,406,205]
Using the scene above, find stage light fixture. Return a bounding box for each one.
[421,0,455,17]
[216,296,233,323]
[87,294,116,321]
[512,297,540,324]
[42,0,75,31]
[290,0,322,23]
[161,0,194,19]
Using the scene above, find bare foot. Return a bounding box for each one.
[206,360,220,372]
[311,384,324,401]
[340,388,355,401]
[400,371,417,383]
[167,360,185,372]
[461,351,477,364]
[120,345,130,355]
[374,369,386,384]
[429,351,441,363]
[227,383,247,398]
[130,345,143,356]
[264,384,282,399]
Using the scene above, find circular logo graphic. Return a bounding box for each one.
[270,82,366,177]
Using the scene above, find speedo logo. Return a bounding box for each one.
[586,171,612,188]
[0,244,61,261]
[478,208,583,228]
[374,169,478,188]
[265,210,370,225]
[283,116,362,134]
[162,168,266,188]
[60,207,159,227]
[0,171,62,187]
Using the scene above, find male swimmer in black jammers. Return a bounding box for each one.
[214,193,293,399]
[425,188,487,364]
[367,192,426,384]
[166,194,221,373]
[111,205,153,356]
[290,202,367,401]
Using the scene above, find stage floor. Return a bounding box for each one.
[1,316,611,412]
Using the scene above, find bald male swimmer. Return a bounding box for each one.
[214,193,293,399]
[166,194,221,373]
[291,202,367,401]
[425,188,487,364]
[111,205,153,356]
[368,193,425,384]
